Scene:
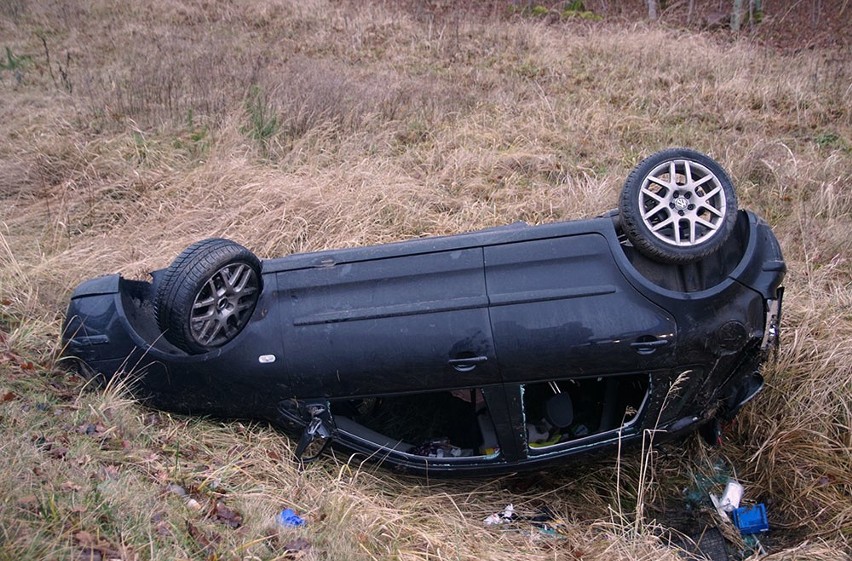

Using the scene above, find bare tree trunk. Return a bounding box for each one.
[647,0,659,20]
[687,0,696,24]
[748,0,764,28]
[731,0,745,30]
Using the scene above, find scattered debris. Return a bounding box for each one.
[732,504,769,535]
[166,484,202,511]
[709,479,743,516]
[482,503,572,540]
[484,504,515,526]
[276,508,306,527]
[407,438,465,458]
[707,478,769,538]
[678,475,771,558]
[164,482,243,529]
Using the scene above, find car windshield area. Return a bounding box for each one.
[523,374,649,451]
[330,388,500,460]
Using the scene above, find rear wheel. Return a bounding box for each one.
[619,148,737,264]
[155,239,261,354]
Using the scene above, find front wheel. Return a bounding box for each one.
[619,148,738,264]
[155,239,261,354]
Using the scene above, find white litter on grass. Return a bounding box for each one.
[710,479,743,517]
[484,504,515,526]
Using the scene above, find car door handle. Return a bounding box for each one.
[448,356,488,372]
[631,338,669,355]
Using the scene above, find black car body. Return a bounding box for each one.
[62,150,785,475]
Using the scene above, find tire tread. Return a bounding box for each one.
[154,239,261,353]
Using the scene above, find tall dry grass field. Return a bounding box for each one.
[1,1,850,559]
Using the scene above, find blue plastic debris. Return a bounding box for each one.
[731,504,769,534]
[276,508,305,527]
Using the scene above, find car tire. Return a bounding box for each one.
[619,148,737,264]
[155,238,261,354]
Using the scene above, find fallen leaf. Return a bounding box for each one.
[137,450,159,463]
[72,545,125,561]
[151,512,171,537]
[99,465,120,480]
[73,547,102,561]
[282,536,312,556]
[155,520,171,537]
[17,495,38,512]
[74,531,98,547]
[1,390,16,402]
[78,423,105,436]
[47,445,69,459]
[186,520,220,553]
[214,502,243,529]
[152,469,170,483]
[73,530,126,561]
[61,481,83,492]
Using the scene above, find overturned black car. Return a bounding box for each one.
[63,149,785,475]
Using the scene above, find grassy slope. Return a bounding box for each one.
[1,1,850,559]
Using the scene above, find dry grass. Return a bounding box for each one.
[1,0,850,559]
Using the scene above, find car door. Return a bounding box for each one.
[484,233,677,384]
[279,248,500,398]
